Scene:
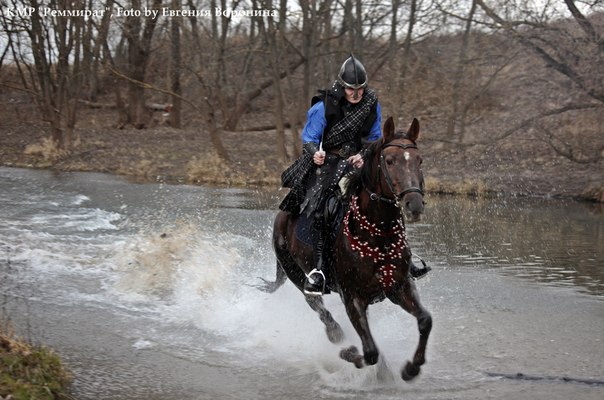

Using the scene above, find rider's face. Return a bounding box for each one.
[344,87,364,104]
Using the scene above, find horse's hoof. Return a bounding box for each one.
[401,361,421,381]
[326,323,344,344]
[364,350,379,366]
[340,346,364,369]
[339,345,358,359]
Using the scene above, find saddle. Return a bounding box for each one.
[295,191,348,293]
[295,191,346,245]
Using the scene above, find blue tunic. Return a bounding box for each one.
[301,101,383,146]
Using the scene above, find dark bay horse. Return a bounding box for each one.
[259,117,432,381]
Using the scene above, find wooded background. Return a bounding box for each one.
[1,0,603,168]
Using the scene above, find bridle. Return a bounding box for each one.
[365,140,424,206]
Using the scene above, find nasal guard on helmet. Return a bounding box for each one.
[336,55,367,90]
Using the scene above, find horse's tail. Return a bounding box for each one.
[255,259,288,293]
[257,210,312,293]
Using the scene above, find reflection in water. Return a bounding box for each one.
[411,195,603,296]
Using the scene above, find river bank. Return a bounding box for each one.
[1,102,602,203]
[0,324,71,400]
[3,126,603,203]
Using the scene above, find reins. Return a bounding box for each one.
[364,141,424,206]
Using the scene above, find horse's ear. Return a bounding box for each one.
[383,116,395,143]
[408,118,420,142]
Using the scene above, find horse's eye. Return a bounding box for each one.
[386,157,394,166]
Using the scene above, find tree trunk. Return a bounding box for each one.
[446,0,477,143]
[399,0,417,97]
[22,0,87,150]
[343,0,354,51]
[170,0,182,128]
[207,110,230,161]
[353,0,364,58]
[89,0,114,102]
[259,0,288,162]
[125,0,162,129]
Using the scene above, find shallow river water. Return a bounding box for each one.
[0,167,602,400]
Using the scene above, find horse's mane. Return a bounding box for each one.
[344,130,408,199]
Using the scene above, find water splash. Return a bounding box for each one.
[110,222,240,302]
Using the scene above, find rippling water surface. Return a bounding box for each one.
[0,167,602,400]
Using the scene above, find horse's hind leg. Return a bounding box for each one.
[387,280,432,381]
[305,295,344,344]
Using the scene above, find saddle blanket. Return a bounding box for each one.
[295,212,314,246]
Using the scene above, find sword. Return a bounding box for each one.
[316,140,325,176]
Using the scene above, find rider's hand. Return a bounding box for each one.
[314,150,326,166]
[348,153,364,169]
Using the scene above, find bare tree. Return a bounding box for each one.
[475,0,604,162]
[476,0,604,104]
[399,0,417,95]
[446,0,477,142]
[170,0,182,127]
[123,0,163,128]
[3,0,93,150]
[87,0,114,102]
[185,0,230,160]
[258,0,288,161]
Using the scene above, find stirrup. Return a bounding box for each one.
[303,269,326,296]
[411,254,432,280]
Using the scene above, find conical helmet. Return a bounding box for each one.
[336,55,368,90]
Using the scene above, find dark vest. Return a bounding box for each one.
[279,88,378,214]
[311,88,378,153]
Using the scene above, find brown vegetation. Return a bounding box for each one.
[0,323,72,399]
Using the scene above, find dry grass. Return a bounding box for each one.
[424,176,494,197]
[186,153,234,184]
[0,325,31,356]
[23,137,69,163]
[580,184,604,203]
[185,153,281,186]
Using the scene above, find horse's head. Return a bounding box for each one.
[344,117,425,222]
[377,117,425,222]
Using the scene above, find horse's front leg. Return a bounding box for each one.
[387,279,432,381]
[341,295,379,367]
[305,295,344,344]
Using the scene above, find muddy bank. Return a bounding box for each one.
[1,109,602,202]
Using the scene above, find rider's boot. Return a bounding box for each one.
[304,227,326,296]
[410,258,431,280]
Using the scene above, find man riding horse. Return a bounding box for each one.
[279,55,430,295]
